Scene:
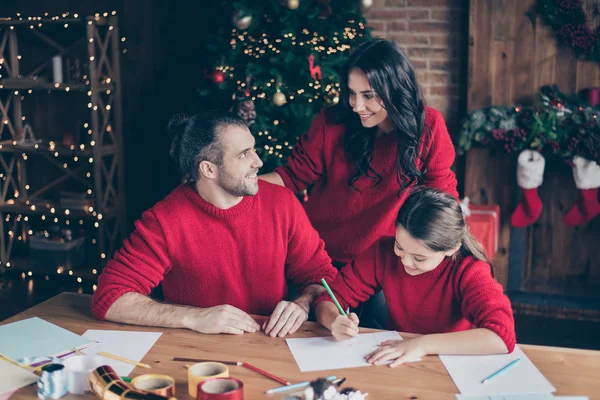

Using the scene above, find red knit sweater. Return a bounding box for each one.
[274,107,458,263]
[92,181,337,320]
[314,238,516,352]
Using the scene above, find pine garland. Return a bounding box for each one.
[457,85,600,164]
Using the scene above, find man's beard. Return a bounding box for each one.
[217,167,259,197]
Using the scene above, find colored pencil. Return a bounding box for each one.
[241,362,290,385]
[29,347,89,369]
[265,375,337,394]
[98,351,151,369]
[173,357,239,365]
[173,357,288,385]
[481,358,521,384]
[321,278,347,317]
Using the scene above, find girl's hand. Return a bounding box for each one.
[365,337,426,367]
[331,312,360,340]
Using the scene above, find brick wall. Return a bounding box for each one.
[363,0,467,129]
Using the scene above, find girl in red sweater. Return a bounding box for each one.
[314,187,516,367]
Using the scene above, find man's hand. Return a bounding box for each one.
[184,304,260,335]
[262,300,309,337]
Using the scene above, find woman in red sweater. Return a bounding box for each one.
[261,39,458,265]
[314,187,516,367]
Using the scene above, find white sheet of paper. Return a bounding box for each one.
[285,331,404,372]
[455,394,554,400]
[82,330,162,376]
[440,346,555,396]
[553,397,589,400]
[0,358,37,395]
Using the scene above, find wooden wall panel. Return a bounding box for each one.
[467,0,600,317]
[490,0,515,105]
[533,18,557,90]
[468,0,492,108]
[511,1,536,103]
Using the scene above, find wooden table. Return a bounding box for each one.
[2,293,599,400]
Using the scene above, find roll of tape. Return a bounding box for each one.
[88,365,175,400]
[197,377,243,400]
[187,362,229,398]
[62,355,104,395]
[37,363,67,399]
[131,374,176,397]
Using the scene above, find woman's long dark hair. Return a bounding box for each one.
[396,187,493,272]
[337,39,426,191]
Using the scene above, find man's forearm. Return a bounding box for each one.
[293,284,326,312]
[104,292,202,330]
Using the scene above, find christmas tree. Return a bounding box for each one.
[195,0,373,171]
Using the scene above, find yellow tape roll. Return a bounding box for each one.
[131,374,176,397]
[187,362,229,398]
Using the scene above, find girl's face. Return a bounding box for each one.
[394,225,459,276]
[347,68,393,132]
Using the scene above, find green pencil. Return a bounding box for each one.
[321,278,348,317]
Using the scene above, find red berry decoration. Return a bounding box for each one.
[210,70,225,84]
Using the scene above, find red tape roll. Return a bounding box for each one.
[196,377,244,400]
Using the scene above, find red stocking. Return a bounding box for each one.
[511,150,545,228]
[564,157,600,226]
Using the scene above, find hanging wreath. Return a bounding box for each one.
[538,0,600,62]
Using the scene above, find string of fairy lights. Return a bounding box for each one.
[213,22,364,160]
[0,12,127,289]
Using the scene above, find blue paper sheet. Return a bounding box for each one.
[0,317,93,363]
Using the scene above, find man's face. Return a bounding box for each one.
[215,124,263,197]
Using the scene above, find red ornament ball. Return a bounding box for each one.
[210,70,225,84]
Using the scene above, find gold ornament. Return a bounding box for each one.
[232,11,252,30]
[360,0,373,12]
[329,89,340,105]
[273,92,287,106]
[288,0,300,10]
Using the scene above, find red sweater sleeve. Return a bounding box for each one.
[422,109,459,199]
[274,111,327,192]
[284,190,337,291]
[457,260,516,352]
[91,209,172,320]
[313,244,381,311]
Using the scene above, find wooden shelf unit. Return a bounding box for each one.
[0,15,126,275]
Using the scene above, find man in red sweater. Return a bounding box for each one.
[92,111,338,337]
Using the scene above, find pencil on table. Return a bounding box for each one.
[321,278,347,317]
[240,361,290,385]
[172,357,288,385]
[98,351,151,369]
[173,357,238,365]
[28,347,90,370]
[481,358,521,384]
[265,375,337,394]
[74,348,87,356]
